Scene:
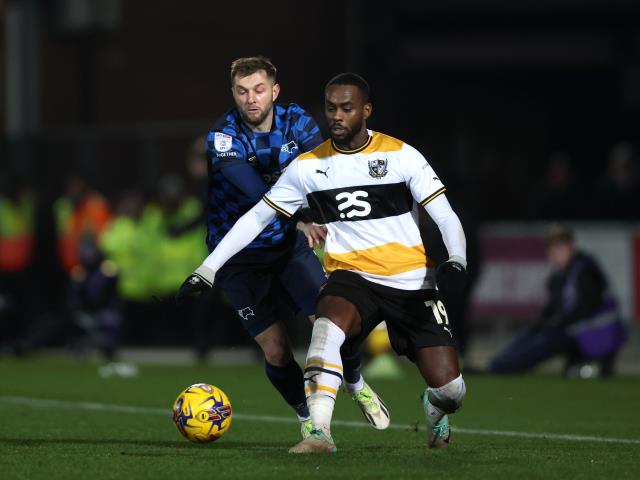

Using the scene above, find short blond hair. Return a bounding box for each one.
[230,56,277,84]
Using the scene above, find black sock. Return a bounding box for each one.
[265,357,309,419]
[340,346,362,385]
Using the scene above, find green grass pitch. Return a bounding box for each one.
[1,356,639,479]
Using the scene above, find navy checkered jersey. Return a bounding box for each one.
[205,103,323,251]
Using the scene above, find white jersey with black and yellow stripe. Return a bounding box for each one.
[262,130,447,290]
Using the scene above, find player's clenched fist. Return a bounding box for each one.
[176,265,216,302]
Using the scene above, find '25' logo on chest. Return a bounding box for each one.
[335,191,372,219]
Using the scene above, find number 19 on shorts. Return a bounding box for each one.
[425,300,449,325]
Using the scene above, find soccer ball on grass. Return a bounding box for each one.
[172,383,232,443]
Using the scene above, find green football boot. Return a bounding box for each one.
[352,382,390,430]
[300,419,313,439]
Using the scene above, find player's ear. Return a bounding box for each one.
[272,83,281,101]
[363,102,372,120]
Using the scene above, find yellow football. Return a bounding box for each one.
[172,383,232,443]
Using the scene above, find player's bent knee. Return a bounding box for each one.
[316,296,360,335]
[256,336,292,367]
[308,317,347,358]
[427,374,466,413]
[263,349,292,367]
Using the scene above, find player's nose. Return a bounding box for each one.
[331,111,343,123]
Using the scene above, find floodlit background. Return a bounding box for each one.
[1,0,639,372]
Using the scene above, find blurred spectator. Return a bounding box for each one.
[167,136,208,237]
[101,189,163,347]
[594,142,640,220]
[489,224,627,378]
[2,236,124,362]
[67,237,123,360]
[149,174,208,294]
[1,173,119,358]
[0,176,36,346]
[54,173,112,273]
[100,190,150,302]
[528,152,585,220]
[101,176,222,347]
[2,173,120,360]
[103,176,207,298]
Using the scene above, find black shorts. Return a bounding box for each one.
[318,270,457,362]
[215,231,326,338]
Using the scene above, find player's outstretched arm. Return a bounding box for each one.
[423,194,468,296]
[175,201,277,301]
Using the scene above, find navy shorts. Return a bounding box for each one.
[214,231,326,337]
[318,270,457,362]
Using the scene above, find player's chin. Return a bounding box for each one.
[242,110,264,125]
[330,128,349,142]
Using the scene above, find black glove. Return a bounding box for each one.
[175,265,215,303]
[436,256,467,298]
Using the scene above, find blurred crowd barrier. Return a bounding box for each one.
[473,223,640,322]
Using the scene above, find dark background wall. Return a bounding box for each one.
[3,0,640,220]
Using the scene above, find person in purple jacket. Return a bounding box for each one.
[490,223,627,377]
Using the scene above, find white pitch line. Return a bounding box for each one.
[1,395,639,446]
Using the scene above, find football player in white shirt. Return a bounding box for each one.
[178,73,468,454]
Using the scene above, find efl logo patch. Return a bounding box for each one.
[368,158,388,178]
[214,132,233,152]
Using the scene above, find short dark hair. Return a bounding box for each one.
[325,72,371,102]
[230,56,277,84]
[545,223,575,246]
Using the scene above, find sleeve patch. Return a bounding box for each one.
[214,132,233,152]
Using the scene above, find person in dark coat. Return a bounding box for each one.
[489,224,627,377]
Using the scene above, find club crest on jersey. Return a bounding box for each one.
[214,132,233,152]
[368,158,388,178]
[281,141,298,154]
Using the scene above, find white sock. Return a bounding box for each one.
[304,317,346,436]
[344,376,365,394]
[307,395,335,435]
